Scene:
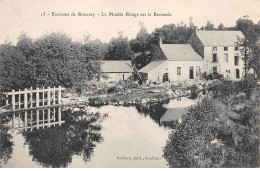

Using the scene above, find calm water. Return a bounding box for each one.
[0,97,196,168]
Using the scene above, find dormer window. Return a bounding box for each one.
[224,47,228,51]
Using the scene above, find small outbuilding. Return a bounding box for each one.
[138,40,204,85]
[100,60,133,82]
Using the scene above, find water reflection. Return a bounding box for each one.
[136,102,167,124]
[0,114,13,166]
[160,97,197,125]
[136,97,197,127]
[0,107,105,168]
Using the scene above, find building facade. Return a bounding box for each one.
[188,28,244,80]
[139,42,204,85]
[100,60,133,82]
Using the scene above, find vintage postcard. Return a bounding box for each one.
[0,0,259,168]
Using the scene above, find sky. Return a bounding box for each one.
[0,0,260,44]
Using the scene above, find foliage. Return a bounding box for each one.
[236,17,260,79]
[22,110,104,167]
[104,32,134,60]
[208,79,257,99]
[187,84,199,99]
[202,72,224,81]
[0,33,103,103]
[0,115,13,166]
[163,94,260,167]
[107,86,116,94]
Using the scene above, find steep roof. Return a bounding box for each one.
[101,60,132,73]
[195,30,244,46]
[138,60,167,73]
[160,44,203,61]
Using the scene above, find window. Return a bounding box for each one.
[177,67,181,75]
[224,47,228,51]
[213,54,218,62]
[196,66,201,76]
[189,66,194,79]
[236,69,240,78]
[235,55,239,66]
[213,66,217,74]
[235,42,239,51]
[213,47,217,51]
[224,53,228,62]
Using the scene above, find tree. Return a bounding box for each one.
[236,17,260,80]
[218,23,225,30]
[131,22,153,69]
[204,21,215,30]
[104,32,134,60]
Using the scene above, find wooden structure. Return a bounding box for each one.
[4,86,65,112]
[11,107,65,130]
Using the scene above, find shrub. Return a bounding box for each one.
[187,84,199,99]
[107,86,116,94]
[163,96,260,168]
[202,72,224,81]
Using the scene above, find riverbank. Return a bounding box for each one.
[60,81,203,110]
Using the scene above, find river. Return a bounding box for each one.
[0,97,197,168]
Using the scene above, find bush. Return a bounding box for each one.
[202,72,224,81]
[163,96,260,168]
[187,84,199,99]
[107,86,116,94]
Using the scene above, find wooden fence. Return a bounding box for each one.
[11,107,65,130]
[4,86,65,111]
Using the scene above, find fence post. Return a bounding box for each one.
[47,108,50,128]
[18,113,21,128]
[24,111,28,128]
[47,86,51,106]
[36,87,39,107]
[30,87,33,108]
[18,89,21,109]
[42,109,45,127]
[12,90,15,110]
[53,108,56,122]
[53,86,56,105]
[24,88,28,109]
[5,93,8,106]
[58,86,61,104]
[58,107,61,126]
[42,86,44,106]
[36,110,39,129]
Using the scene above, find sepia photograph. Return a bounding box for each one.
[0,0,260,168]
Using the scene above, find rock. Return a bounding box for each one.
[150,98,158,103]
[141,98,150,104]
[186,90,191,95]
[63,93,74,98]
[113,102,119,106]
[149,89,161,93]
[166,91,174,96]
[197,85,203,90]
[72,107,80,112]
[119,101,124,105]
[78,104,86,108]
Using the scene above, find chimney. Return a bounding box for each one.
[195,26,198,34]
[159,37,163,46]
